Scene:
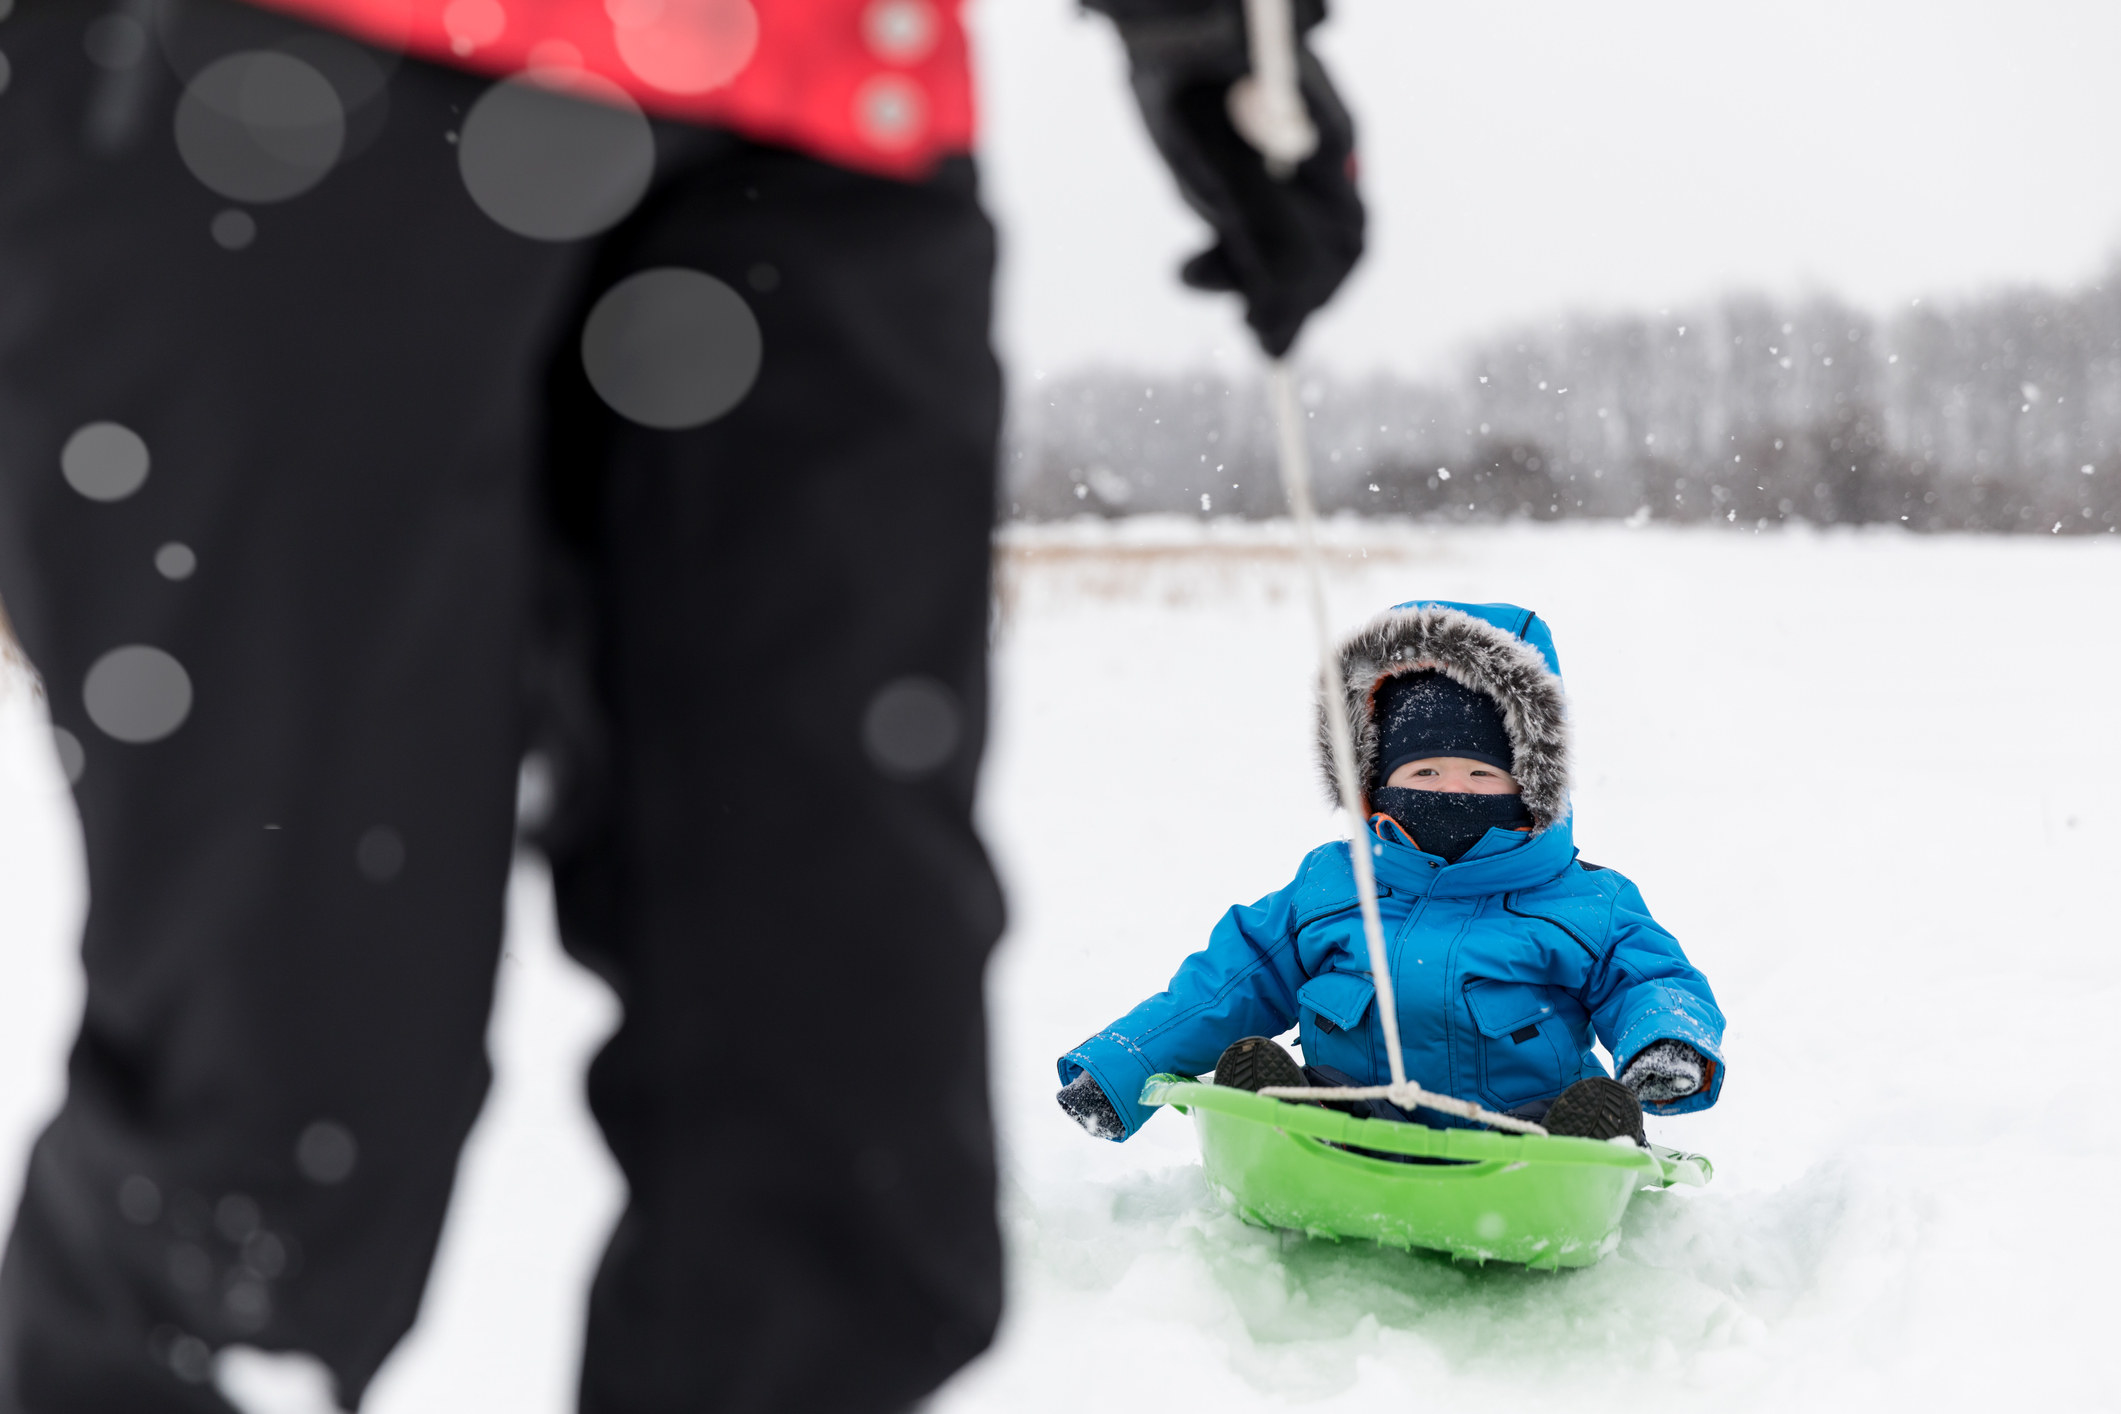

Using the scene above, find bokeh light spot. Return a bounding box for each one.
[167,1242,212,1293]
[524,37,582,73]
[52,726,86,785]
[854,72,925,151]
[155,541,198,579]
[0,53,12,97]
[210,208,256,249]
[295,1120,357,1183]
[214,1193,261,1242]
[580,268,762,429]
[62,421,150,500]
[746,261,778,292]
[84,12,147,68]
[442,0,505,51]
[83,645,193,743]
[174,51,345,203]
[608,0,756,95]
[118,1174,162,1224]
[862,0,937,63]
[276,32,396,163]
[224,1278,271,1331]
[168,1334,212,1383]
[242,1230,287,1277]
[459,71,652,242]
[862,676,960,779]
[355,825,405,881]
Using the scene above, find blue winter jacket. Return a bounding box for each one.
[1059,600,1726,1140]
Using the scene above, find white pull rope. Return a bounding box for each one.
[1255,1082,1544,1134]
[1227,0,1544,1139]
[1230,0,1319,176]
[1267,364,1399,1081]
[1264,362,1548,1140]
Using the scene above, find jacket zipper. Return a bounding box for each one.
[1379,892,1432,1086]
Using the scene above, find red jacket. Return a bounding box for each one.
[250,0,974,177]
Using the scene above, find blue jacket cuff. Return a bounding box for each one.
[1614,1020,1725,1115]
[1059,1038,1162,1141]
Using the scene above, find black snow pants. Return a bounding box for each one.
[0,0,1007,1409]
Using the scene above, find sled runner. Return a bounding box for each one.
[1142,1076,1711,1269]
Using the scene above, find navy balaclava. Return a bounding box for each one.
[1370,670,1530,862]
[1371,788,1532,863]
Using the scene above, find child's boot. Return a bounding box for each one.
[1215,1036,1306,1091]
[1542,1076,1647,1146]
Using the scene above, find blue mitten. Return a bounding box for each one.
[1057,1072,1124,1140]
[1620,1039,1707,1103]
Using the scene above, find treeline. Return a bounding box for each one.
[1005,264,2121,535]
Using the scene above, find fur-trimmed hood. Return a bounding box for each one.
[1319,600,1572,831]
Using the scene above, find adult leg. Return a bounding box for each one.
[0,2,583,1406]
[544,142,1007,1414]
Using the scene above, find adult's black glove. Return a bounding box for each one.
[1057,1072,1124,1139]
[1086,0,1364,357]
[1620,1039,1708,1103]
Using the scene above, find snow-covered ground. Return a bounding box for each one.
[3,520,2117,1412]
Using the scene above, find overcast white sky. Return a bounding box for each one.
[971,0,2121,382]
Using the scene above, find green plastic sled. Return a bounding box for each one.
[1142,1076,1711,1270]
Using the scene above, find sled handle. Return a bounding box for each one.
[1648,1145,1713,1188]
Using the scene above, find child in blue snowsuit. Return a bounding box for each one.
[1056,601,1725,1144]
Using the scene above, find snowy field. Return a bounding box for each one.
[3,520,2118,1412]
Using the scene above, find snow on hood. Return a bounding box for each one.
[1318,600,1572,831]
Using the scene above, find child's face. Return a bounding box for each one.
[1384,757,1521,795]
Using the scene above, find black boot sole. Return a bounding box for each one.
[1543,1076,1647,1146]
[1215,1036,1307,1092]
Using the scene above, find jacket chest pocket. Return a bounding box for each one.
[1462,978,1567,1109]
[1296,971,1375,1074]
